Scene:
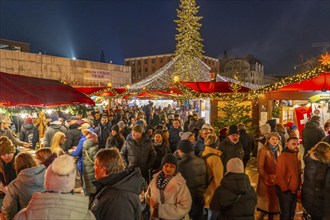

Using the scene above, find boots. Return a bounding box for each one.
[255,211,266,220]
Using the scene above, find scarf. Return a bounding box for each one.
[270,144,279,160]
[156,171,177,190]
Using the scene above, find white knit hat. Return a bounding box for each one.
[226,158,244,174]
[44,155,76,193]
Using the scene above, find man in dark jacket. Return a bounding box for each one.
[177,140,207,220]
[210,158,256,220]
[121,124,156,182]
[302,115,325,156]
[89,148,145,220]
[193,127,209,156]
[238,123,254,168]
[219,125,244,173]
[169,119,182,153]
[95,115,112,149]
[65,116,81,151]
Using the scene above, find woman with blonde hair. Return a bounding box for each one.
[35,147,56,168]
[50,131,66,156]
[1,152,45,219]
[256,132,281,219]
[302,142,330,219]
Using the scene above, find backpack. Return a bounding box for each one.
[200,152,220,188]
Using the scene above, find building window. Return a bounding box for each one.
[160,59,163,63]
[151,59,155,64]
[138,60,141,65]
[144,60,147,64]
[138,68,141,73]
[131,61,135,65]
[145,68,148,72]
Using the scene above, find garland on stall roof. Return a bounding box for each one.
[249,64,330,96]
[89,87,119,97]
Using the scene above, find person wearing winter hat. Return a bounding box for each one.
[117,121,130,138]
[105,124,125,151]
[179,131,195,144]
[0,136,17,208]
[121,123,156,181]
[177,140,208,220]
[210,157,256,220]
[14,155,96,220]
[146,154,192,220]
[219,125,244,173]
[43,114,68,149]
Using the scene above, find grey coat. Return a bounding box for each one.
[2,165,46,219]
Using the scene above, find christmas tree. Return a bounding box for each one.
[214,75,252,128]
[174,0,204,81]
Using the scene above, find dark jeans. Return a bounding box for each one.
[276,186,297,220]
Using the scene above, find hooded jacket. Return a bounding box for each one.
[14,192,95,220]
[89,168,144,220]
[302,121,325,155]
[2,165,46,219]
[210,172,256,220]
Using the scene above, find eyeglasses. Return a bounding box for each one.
[202,132,210,135]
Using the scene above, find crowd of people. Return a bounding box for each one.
[0,102,329,220]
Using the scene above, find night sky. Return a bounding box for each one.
[1,0,329,76]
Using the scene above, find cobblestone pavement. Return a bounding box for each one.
[246,157,304,220]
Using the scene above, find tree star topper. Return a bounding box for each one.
[319,52,330,66]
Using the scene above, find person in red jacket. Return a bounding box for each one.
[275,137,302,220]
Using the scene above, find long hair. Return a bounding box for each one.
[264,132,282,151]
[310,142,330,164]
[50,132,65,156]
[14,152,37,175]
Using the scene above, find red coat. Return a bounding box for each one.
[275,149,302,193]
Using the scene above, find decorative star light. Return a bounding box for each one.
[319,52,330,66]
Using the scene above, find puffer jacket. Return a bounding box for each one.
[19,123,34,143]
[177,153,207,215]
[43,123,68,148]
[210,172,257,220]
[169,127,182,153]
[146,172,192,220]
[83,133,98,195]
[89,168,144,220]
[105,133,125,150]
[301,155,330,219]
[66,123,81,150]
[14,192,95,220]
[2,165,46,219]
[121,133,156,181]
[302,121,325,155]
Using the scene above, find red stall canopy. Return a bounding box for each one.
[0,72,95,107]
[179,82,250,93]
[272,72,330,92]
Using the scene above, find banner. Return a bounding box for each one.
[295,105,312,136]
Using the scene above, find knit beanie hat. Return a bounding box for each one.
[132,124,143,134]
[177,140,193,153]
[228,125,239,135]
[117,121,125,129]
[179,131,193,140]
[226,158,244,174]
[44,155,76,193]
[0,136,15,155]
[24,117,32,124]
[161,154,177,168]
[111,124,119,133]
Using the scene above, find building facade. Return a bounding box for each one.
[0,39,30,52]
[125,54,220,83]
[219,55,264,84]
[0,49,131,87]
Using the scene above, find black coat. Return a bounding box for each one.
[121,133,156,181]
[89,168,145,220]
[238,129,254,166]
[219,138,244,172]
[210,172,256,220]
[177,153,207,206]
[301,155,330,219]
[66,123,81,150]
[105,133,125,151]
[302,121,325,155]
[95,122,111,149]
[153,140,171,171]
